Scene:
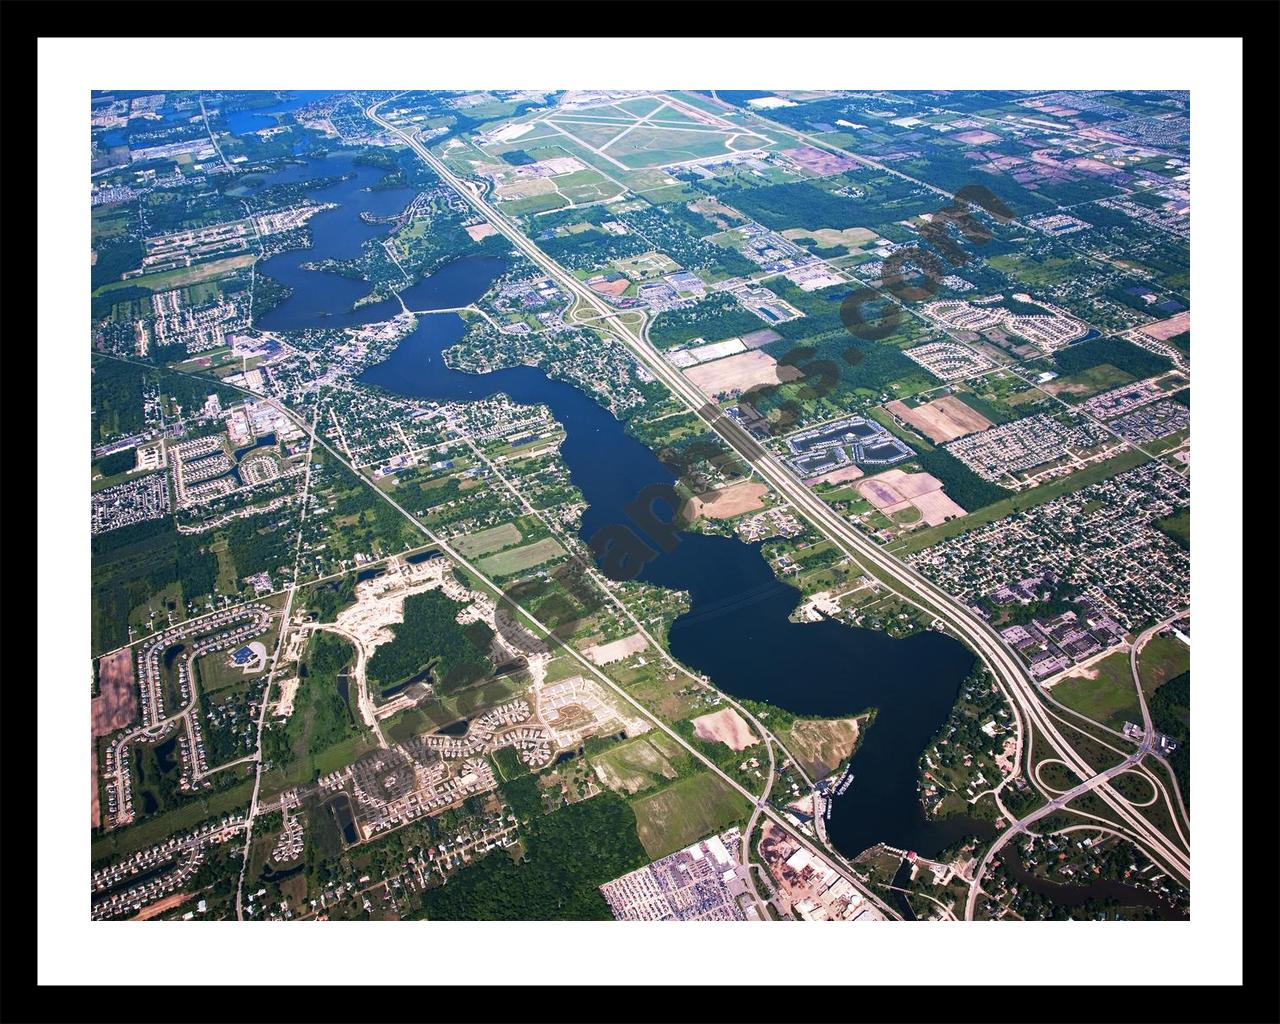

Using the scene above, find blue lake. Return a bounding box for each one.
[221,91,338,136]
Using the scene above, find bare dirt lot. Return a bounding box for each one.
[684,480,768,521]
[685,351,802,399]
[130,891,195,921]
[465,223,499,242]
[583,632,649,666]
[94,648,139,737]
[856,469,966,525]
[780,146,859,176]
[691,707,757,751]
[808,464,864,487]
[911,488,969,524]
[788,717,861,778]
[590,278,631,297]
[885,395,993,443]
[91,739,101,829]
[740,328,783,349]
[954,129,1001,145]
[1139,311,1191,341]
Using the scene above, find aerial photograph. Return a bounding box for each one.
[88,87,1194,925]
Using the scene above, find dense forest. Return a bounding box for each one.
[365,590,493,694]
[649,295,767,349]
[418,780,646,920]
[1053,337,1172,379]
[1148,670,1190,805]
[908,447,1010,512]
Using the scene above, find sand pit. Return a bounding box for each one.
[1139,311,1190,341]
[885,395,993,443]
[856,469,966,526]
[684,351,802,399]
[788,717,861,777]
[684,480,768,521]
[691,707,757,751]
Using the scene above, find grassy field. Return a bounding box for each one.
[452,522,522,559]
[92,253,255,297]
[194,650,260,694]
[1049,651,1140,731]
[629,771,749,859]
[591,735,680,795]
[381,673,529,744]
[1045,364,1135,400]
[1155,508,1190,549]
[91,779,255,864]
[476,536,566,577]
[1137,633,1190,698]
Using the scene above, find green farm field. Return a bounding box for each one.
[629,771,749,859]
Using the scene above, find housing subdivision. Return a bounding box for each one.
[1107,399,1189,444]
[1079,377,1182,420]
[921,297,1091,352]
[908,462,1189,674]
[91,473,171,535]
[942,412,1112,485]
[901,340,993,381]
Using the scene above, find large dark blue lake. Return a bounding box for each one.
[253,154,991,860]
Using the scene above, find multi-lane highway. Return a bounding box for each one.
[365,97,1189,911]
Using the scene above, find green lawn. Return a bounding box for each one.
[1049,650,1141,731]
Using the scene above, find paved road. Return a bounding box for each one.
[964,743,1152,920]
[367,99,1189,897]
[198,94,236,175]
[235,399,323,920]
